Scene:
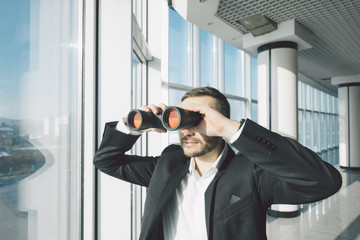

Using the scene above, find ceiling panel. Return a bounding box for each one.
[173,0,360,95]
[215,0,360,94]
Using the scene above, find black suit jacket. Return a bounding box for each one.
[94,119,342,240]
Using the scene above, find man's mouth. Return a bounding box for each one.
[181,138,199,146]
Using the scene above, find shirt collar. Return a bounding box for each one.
[188,142,228,174]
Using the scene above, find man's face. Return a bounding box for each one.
[179,96,222,158]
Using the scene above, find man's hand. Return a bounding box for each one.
[177,103,241,140]
[136,103,168,133]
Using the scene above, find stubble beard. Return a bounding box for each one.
[180,135,222,158]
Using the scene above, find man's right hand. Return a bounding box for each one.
[128,103,168,133]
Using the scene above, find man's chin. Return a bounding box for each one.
[184,151,201,158]
[182,147,198,158]
[182,147,209,158]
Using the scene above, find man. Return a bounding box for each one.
[94,87,342,240]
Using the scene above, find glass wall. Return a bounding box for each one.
[250,57,258,123]
[168,9,338,166]
[168,9,257,139]
[224,42,243,96]
[0,0,82,239]
[169,9,191,86]
[200,29,216,87]
[298,81,339,165]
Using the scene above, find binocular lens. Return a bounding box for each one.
[162,106,202,130]
[132,112,142,129]
[168,109,180,129]
[127,110,165,131]
[127,106,202,131]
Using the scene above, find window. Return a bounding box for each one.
[133,0,144,30]
[131,53,145,240]
[200,29,216,87]
[228,99,245,122]
[169,9,191,86]
[0,0,82,239]
[297,81,339,165]
[251,57,258,100]
[250,57,258,122]
[224,42,243,96]
[168,9,256,127]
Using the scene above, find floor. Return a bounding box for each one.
[266,167,360,240]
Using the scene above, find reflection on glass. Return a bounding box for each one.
[298,110,305,145]
[0,0,81,239]
[169,9,191,86]
[224,42,243,96]
[251,57,258,100]
[228,99,245,122]
[304,84,310,110]
[298,81,303,109]
[297,82,339,164]
[251,103,258,123]
[326,114,331,149]
[313,112,320,152]
[132,53,142,108]
[169,88,187,106]
[133,0,143,30]
[200,29,215,87]
[305,111,312,148]
[312,88,318,111]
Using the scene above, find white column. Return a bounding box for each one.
[258,41,300,217]
[338,84,360,168]
[332,75,360,169]
[97,0,132,239]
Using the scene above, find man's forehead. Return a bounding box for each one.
[182,95,217,107]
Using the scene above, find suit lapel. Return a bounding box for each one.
[204,170,223,239]
[141,153,190,239]
[204,146,235,239]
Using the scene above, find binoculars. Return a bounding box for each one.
[127,106,203,131]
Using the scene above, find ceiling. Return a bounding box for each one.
[170,0,360,96]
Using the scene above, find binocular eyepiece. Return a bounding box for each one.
[127,106,203,131]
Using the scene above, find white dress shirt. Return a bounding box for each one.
[162,144,228,240]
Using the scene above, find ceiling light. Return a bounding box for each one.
[237,13,277,37]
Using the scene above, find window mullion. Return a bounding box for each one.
[244,53,251,119]
[193,25,200,88]
[217,38,224,92]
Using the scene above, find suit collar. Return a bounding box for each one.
[141,149,190,239]
[204,143,235,238]
[188,142,229,174]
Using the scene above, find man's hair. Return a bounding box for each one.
[181,87,230,118]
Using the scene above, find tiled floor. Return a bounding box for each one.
[266,167,360,240]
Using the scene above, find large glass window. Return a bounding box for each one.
[133,0,143,30]
[169,9,191,86]
[131,53,145,240]
[228,99,245,122]
[250,57,258,100]
[200,29,216,87]
[250,57,258,122]
[297,81,339,165]
[224,42,243,96]
[0,0,82,239]
[168,9,257,137]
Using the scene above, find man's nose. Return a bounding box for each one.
[180,128,195,136]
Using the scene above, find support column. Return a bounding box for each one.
[332,76,360,169]
[257,41,300,217]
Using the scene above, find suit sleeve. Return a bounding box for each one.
[93,121,158,187]
[231,119,342,205]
